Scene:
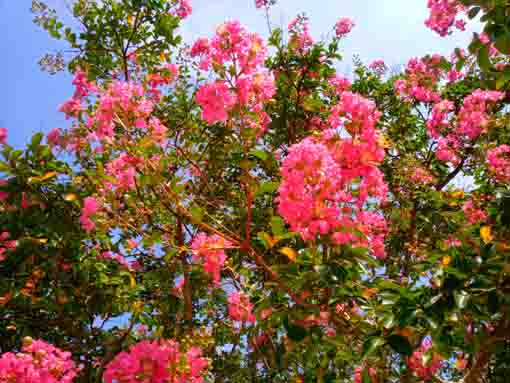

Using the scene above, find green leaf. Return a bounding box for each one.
[270,216,286,236]
[454,290,470,309]
[189,206,204,222]
[468,6,481,19]
[249,149,268,161]
[362,336,384,358]
[387,334,413,356]
[495,33,510,54]
[477,44,491,72]
[284,317,308,342]
[31,133,44,147]
[258,181,279,195]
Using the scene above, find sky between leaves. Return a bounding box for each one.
[0,0,479,148]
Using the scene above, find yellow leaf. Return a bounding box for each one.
[259,232,281,248]
[480,226,493,244]
[377,134,392,149]
[132,300,144,314]
[28,171,58,184]
[451,190,465,199]
[442,256,452,267]
[127,15,134,25]
[128,273,136,289]
[398,327,413,338]
[64,193,78,202]
[279,247,297,262]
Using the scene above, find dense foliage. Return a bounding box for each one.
[2,0,510,382]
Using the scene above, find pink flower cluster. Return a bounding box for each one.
[59,70,97,119]
[335,17,355,37]
[278,91,388,258]
[191,233,233,284]
[458,90,504,138]
[195,81,236,124]
[0,338,78,383]
[105,154,143,192]
[0,231,16,262]
[146,63,180,100]
[353,365,377,383]
[407,338,442,380]
[409,167,436,185]
[228,292,256,323]
[427,99,454,139]
[61,69,172,149]
[462,199,487,225]
[427,89,503,165]
[288,15,314,51]
[80,197,99,232]
[0,128,7,145]
[487,145,510,183]
[425,0,467,36]
[103,340,208,383]
[369,59,387,76]
[328,75,352,95]
[192,21,275,133]
[395,56,444,103]
[254,0,274,8]
[98,251,137,271]
[171,0,192,19]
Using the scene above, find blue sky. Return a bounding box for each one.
[0,0,477,149]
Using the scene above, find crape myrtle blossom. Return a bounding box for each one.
[395,55,445,103]
[407,338,443,379]
[191,233,233,284]
[0,128,7,145]
[277,91,388,259]
[0,337,79,383]
[254,0,275,8]
[288,14,314,51]
[0,231,17,262]
[462,199,488,225]
[334,17,355,37]
[228,291,256,323]
[172,0,192,19]
[103,339,208,383]
[426,89,503,165]
[425,0,466,37]
[192,21,275,133]
[487,144,510,183]
[80,196,100,232]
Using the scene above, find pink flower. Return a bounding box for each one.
[369,59,387,75]
[335,17,355,37]
[47,128,62,146]
[395,56,443,103]
[173,0,192,19]
[103,340,208,383]
[407,338,442,379]
[228,292,256,323]
[425,0,466,37]
[191,233,233,284]
[354,365,377,383]
[255,0,273,8]
[196,81,236,124]
[80,196,99,232]
[0,128,7,145]
[444,236,462,248]
[98,252,132,270]
[0,338,79,383]
[462,199,487,225]
[487,144,510,183]
[278,91,388,258]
